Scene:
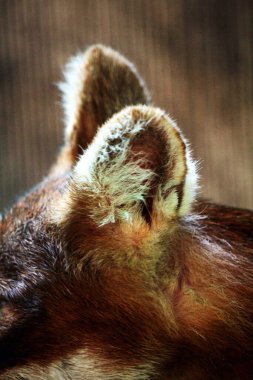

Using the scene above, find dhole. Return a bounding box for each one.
[0,45,252,379]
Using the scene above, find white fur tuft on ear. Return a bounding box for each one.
[75,155,154,226]
[58,51,88,143]
[178,147,200,216]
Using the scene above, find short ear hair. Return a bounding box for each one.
[55,106,198,231]
[52,45,151,173]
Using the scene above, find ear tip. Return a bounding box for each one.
[83,43,117,57]
[78,44,133,72]
[84,44,151,98]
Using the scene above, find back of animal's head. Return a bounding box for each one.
[3,45,252,380]
[0,45,201,379]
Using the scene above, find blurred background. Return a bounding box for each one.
[0,0,252,211]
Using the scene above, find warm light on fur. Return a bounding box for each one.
[54,105,198,229]
[0,44,252,380]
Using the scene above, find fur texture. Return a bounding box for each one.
[52,44,151,174]
[0,44,252,380]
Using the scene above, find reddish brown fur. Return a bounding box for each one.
[0,45,252,379]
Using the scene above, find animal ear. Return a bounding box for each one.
[53,45,150,173]
[56,105,198,229]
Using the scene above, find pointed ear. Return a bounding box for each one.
[55,106,198,230]
[53,45,151,173]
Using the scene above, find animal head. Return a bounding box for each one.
[0,45,252,380]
